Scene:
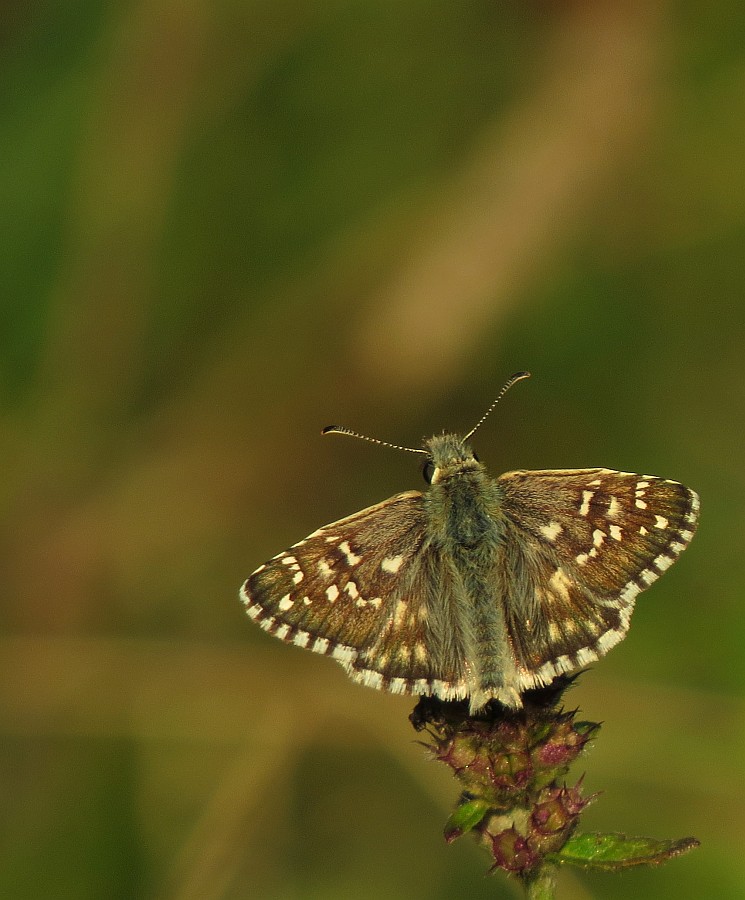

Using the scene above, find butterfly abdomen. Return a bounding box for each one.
[422,466,519,711]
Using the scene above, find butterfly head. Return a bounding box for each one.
[423,433,482,485]
[323,372,530,487]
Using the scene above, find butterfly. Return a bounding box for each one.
[241,373,699,712]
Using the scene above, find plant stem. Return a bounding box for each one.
[522,863,557,900]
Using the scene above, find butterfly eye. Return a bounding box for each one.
[473,452,480,463]
[423,460,435,484]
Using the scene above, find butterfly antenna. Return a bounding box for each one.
[462,371,531,442]
[322,425,427,455]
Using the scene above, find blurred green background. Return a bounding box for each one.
[1,1,743,897]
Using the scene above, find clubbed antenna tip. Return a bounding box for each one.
[462,371,531,442]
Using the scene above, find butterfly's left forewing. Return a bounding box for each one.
[241,489,452,693]
[495,467,699,689]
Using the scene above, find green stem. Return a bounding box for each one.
[522,863,558,900]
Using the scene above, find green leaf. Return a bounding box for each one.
[443,799,490,842]
[553,832,700,870]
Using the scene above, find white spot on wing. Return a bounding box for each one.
[381,555,404,574]
[554,654,573,673]
[331,645,355,663]
[339,541,361,565]
[597,627,626,653]
[549,568,573,602]
[653,553,674,571]
[393,600,408,628]
[359,670,383,690]
[575,647,598,666]
[619,581,641,603]
[539,521,563,542]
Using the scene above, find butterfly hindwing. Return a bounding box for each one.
[343,530,489,701]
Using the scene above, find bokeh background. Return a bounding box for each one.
[2,1,744,897]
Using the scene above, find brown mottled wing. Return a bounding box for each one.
[241,489,455,693]
[495,467,699,689]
